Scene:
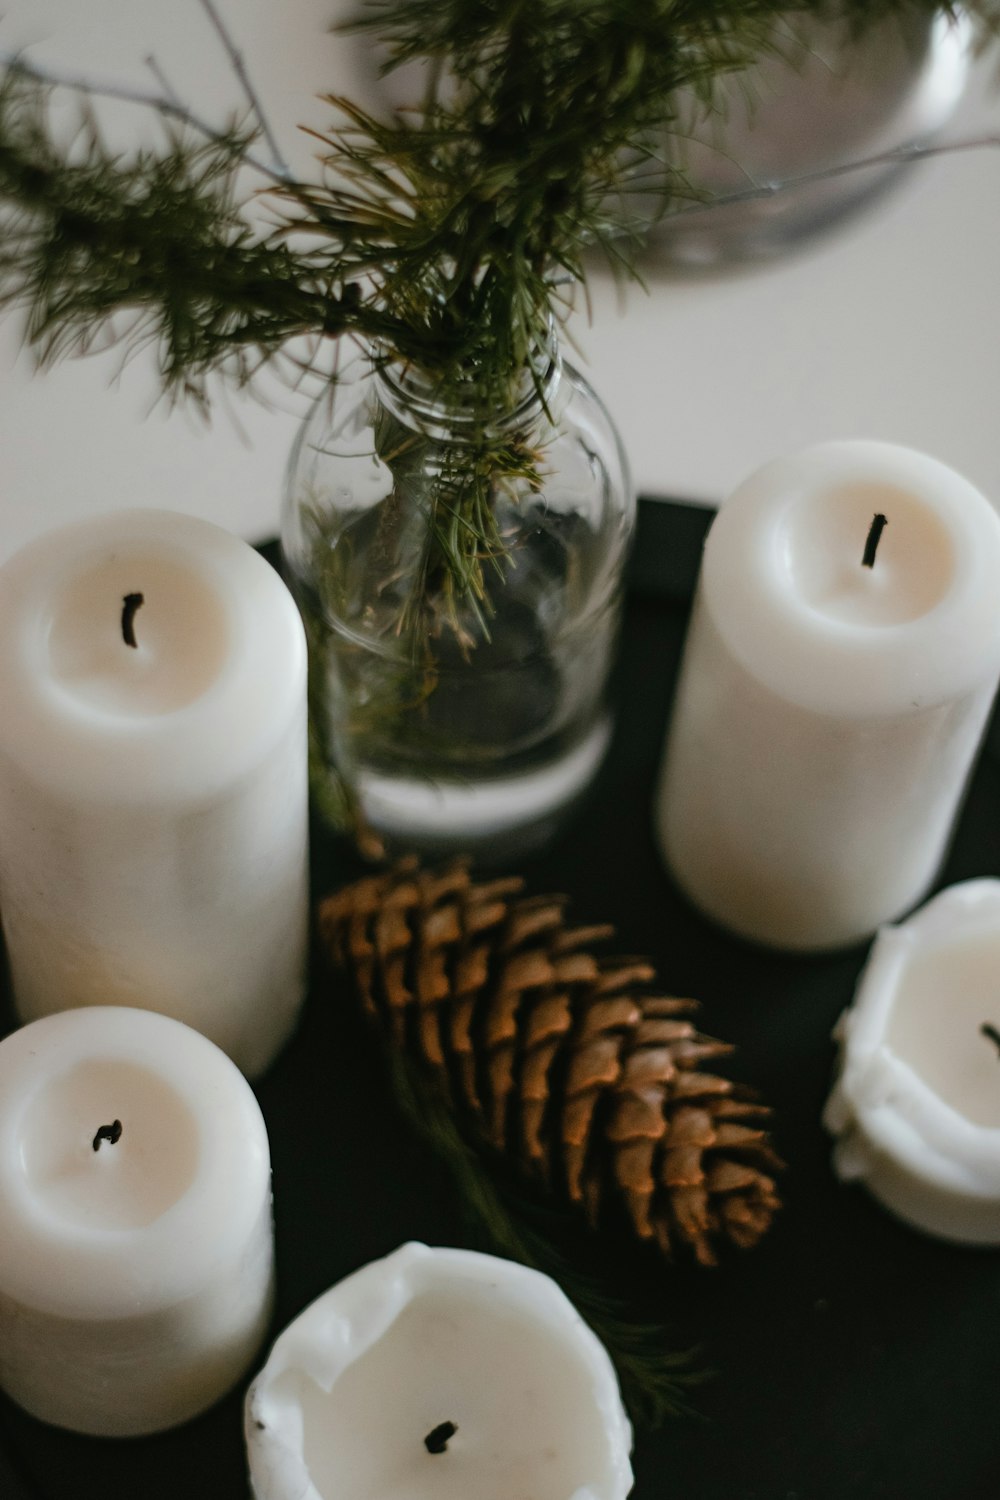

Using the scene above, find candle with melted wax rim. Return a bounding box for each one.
[0,509,308,1077]
[656,440,1000,951]
[245,1242,634,1500]
[825,880,1000,1243]
[0,1007,274,1435]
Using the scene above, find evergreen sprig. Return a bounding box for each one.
[1,0,999,591]
[0,71,394,397]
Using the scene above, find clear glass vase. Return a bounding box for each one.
[281,332,634,861]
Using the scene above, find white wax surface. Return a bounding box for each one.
[296,1288,609,1500]
[47,555,230,717]
[0,509,309,1076]
[883,930,1000,1129]
[246,1242,633,1500]
[0,1007,275,1434]
[22,1059,200,1229]
[783,480,954,627]
[657,441,1000,950]
[825,880,1000,1243]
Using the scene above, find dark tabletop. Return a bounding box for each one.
[2,498,999,1500]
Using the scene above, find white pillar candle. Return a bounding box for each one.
[0,509,308,1077]
[824,880,1000,1244]
[656,441,1000,951]
[245,1241,633,1500]
[0,1006,274,1436]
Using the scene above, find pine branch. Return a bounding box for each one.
[5,2,1000,395]
[2,0,1000,595]
[0,72,407,399]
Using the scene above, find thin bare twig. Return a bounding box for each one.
[658,131,1000,219]
[5,46,1000,229]
[144,55,184,112]
[195,0,290,177]
[0,50,288,186]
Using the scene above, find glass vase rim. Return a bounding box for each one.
[370,322,563,444]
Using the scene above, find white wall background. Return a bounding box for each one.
[1,1,999,562]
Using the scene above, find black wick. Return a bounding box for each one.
[92,1120,123,1152]
[424,1421,458,1454]
[980,1023,1000,1057]
[121,593,144,648]
[861,513,888,569]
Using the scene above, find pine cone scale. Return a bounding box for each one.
[594,961,656,994]
[566,1037,624,1095]
[523,994,574,1048]
[578,997,643,1040]
[607,1089,669,1142]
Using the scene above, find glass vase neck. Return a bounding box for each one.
[372,325,562,444]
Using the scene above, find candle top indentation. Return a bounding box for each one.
[291,1284,624,1500]
[19,1059,200,1231]
[782,480,954,629]
[885,930,1000,1129]
[47,554,230,719]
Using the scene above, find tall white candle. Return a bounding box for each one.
[825,880,1000,1243]
[245,1241,633,1500]
[656,441,1000,951]
[0,509,308,1077]
[0,1006,274,1436]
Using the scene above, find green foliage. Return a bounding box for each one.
[4,1,995,399]
[1,0,999,583]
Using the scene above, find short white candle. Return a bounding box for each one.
[825,880,1000,1244]
[0,1006,274,1435]
[656,441,1000,950]
[245,1241,633,1500]
[0,509,308,1077]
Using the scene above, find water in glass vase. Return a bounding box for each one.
[283,338,634,861]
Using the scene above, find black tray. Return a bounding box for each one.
[3,498,1000,1500]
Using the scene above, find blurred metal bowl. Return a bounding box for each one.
[367,7,974,272]
[631,8,973,269]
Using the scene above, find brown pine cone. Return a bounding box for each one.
[319,859,782,1266]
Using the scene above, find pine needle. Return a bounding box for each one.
[2,1,1000,605]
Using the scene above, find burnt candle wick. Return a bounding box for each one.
[424,1420,458,1454]
[121,593,145,648]
[861,513,888,569]
[980,1023,1000,1057]
[92,1119,123,1152]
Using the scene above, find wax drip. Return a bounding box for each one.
[861,513,888,568]
[424,1421,458,1454]
[121,593,144,648]
[93,1120,123,1151]
[980,1023,1000,1057]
